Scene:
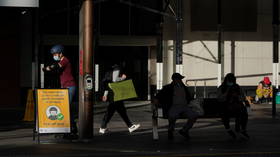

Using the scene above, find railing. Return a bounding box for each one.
[186,73,274,99]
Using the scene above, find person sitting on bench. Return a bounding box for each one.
[154,73,199,140]
[217,73,249,140]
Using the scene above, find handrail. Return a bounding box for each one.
[186,73,273,82]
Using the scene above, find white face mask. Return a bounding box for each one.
[227,82,234,86]
[53,55,60,61]
[50,111,57,116]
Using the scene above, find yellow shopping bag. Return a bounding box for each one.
[108,79,138,102]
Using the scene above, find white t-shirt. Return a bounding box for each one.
[103,69,124,97]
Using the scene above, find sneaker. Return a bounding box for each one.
[179,129,190,140]
[227,129,237,139]
[168,130,174,140]
[128,124,140,133]
[99,128,107,134]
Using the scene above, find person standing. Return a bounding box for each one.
[43,44,77,137]
[99,64,140,134]
[154,73,198,140]
[217,73,249,140]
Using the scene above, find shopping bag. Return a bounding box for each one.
[108,79,138,102]
[188,98,204,116]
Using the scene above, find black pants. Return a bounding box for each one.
[101,101,133,128]
[221,105,248,132]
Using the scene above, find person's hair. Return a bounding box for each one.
[49,107,58,112]
[221,73,237,93]
[111,64,120,69]
[223,73,236,84]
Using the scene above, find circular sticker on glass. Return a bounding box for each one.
[46,106,64,120]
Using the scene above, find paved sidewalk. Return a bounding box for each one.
[0,103,279,157]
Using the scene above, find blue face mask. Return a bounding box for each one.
[227,82,234,86]
[53,55,60,61]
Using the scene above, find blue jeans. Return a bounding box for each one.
[168,105,199,132]
[67,86,77,134]
[68,86,76,105]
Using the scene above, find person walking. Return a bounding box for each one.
[217,73,249,140]
[99,64,140,134]
[154,73,199,140]
[43,44,78,137]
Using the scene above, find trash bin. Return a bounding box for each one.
[275,91,280,104]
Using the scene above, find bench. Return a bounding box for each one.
[151,98,222,140]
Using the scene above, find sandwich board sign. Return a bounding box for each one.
[34,89,71,142]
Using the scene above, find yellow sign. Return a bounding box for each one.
[109,79,137,102]
[36,89,71,133]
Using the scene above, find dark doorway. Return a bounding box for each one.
[97,46,148,100]
[0,8,20,107]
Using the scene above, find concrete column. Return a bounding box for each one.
[175,0,183,74]
[79,0,94,140]
[272,0,279,117]
[32,9,40,90]
[231,40,235,74]
[19,9,33,88]
[156,37,163,90]
[217,0,224,87]
[163,40,175,84]
[150,46,157,98]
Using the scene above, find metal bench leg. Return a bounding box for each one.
[152,116,159,140]
[152,104,159,140]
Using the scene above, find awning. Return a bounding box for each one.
[0,0,39,7]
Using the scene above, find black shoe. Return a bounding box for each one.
[62,134,71,139]
[239,131,250,140]
[63,133,78,140]
[179,129,190,140]
[168,130,174,140]
[227,130,237,139]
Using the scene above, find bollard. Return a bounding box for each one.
[272,87,278,118]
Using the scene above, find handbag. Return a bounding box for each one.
[108,79,138,102]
